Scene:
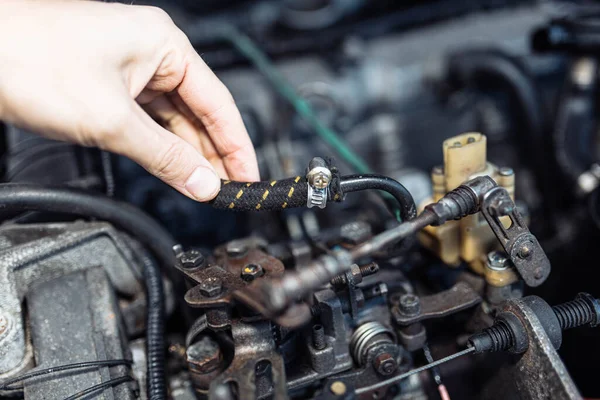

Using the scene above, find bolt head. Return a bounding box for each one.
[307,166,332,189]
[180,250,205,269]
[241,263,264,282]
[198,277,222,297]
[373,353,398,376]
[399,293,421,316]
[499,167,514,177]
[487,251,508,271]
[226,240,249,258]
[187,336,222,373]
[493,199,514,216]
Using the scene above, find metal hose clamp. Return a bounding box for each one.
[306,157,332,209]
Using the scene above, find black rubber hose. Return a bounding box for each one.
[141,255,166,400]
[0,184,173,400]
[210,174,417,222]
[340,174,417,222]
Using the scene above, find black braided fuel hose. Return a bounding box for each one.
[209,174,417,222]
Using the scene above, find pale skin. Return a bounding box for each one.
[0,0,260,201]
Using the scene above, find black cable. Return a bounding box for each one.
[62,376,134,400]
[340,174,417,222]
[141,255,166,400]
[0,359,132,390]
[101,151,115,197]
[0,184,174,400]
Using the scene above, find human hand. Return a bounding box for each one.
[0,0,259,201]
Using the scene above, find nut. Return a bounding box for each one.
[499,167,514,177]
[198,277,222,297]
[241,263,264,282]
[399,293,421,316]
[518,244,532,259]
[373,353,398,376]
[180,250,205,269]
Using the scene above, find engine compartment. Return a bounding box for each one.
[1,1,600,399]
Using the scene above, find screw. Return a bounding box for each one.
[373,353,398,376]
[226,240,248,258]
[241,263,264,282]
[452,141,462,147]
[198,277,222,297]
[187,335,222,373]
[486,251,508,271]
[307,157,332,189]
[492,199,514,216]
[399,293,421,316]
[553,293,600,329]
[172,244,184,257]
[518,244,531,259]
[467,136,476,144]
[330,381,347,396]
[180,250,205,270]
[499,167,514,177]
[432,165,444,176]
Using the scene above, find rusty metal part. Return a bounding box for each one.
[187,335,225,393]
[178,241,285,328]
[480,299,582,400]
[480,186,551,287]
[391,282,481,326]
[180,249,206,270]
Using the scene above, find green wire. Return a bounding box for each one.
[220,28,402,221]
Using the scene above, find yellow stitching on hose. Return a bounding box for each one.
[256,204,261,210]
[288,187,294,198]
[262,190,270,200]
[236,189,244,199]
[294,176,301,183]
[282,202,288,209]
[246,182,252,187]
[334,194,340,201]
[270,180,277,187]
[223,180,231,185]
[229,202,235,209]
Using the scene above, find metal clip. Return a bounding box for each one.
[480,186,551,287]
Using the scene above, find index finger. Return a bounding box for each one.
[176,47,259,182]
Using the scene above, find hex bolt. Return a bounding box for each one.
[486,251,508,271]
[312,324,326,350]
[187,335,223,374]
[226,240,249,258]
[373,353,398,376]
[241,263,264,282]
[198,277,222,297]
[399,293,421,316]
[329,381,347,396]
[180,249,205,270]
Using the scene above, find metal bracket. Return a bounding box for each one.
[480,186,551,287]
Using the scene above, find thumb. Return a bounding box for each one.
[102,101,221,201]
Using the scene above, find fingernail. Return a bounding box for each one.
[185,167,220,201]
